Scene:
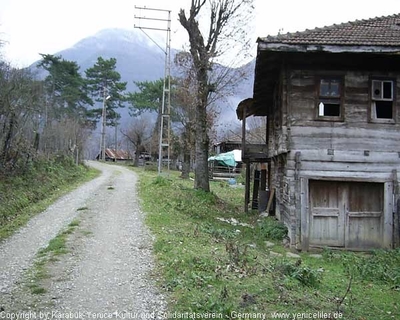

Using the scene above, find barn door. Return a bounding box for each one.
[308,180,385,249]
[346,182,383,249]
[309,180,345,247]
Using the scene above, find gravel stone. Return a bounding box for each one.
[0,161,166,316]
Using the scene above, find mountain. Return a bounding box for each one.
[32,28,168,88]
[31,28,254,135]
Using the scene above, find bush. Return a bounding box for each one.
[0,156,91,230]
[257,217,288,240]
[152,176,171,186]
[272,259,323,287]
[342,249,400,288]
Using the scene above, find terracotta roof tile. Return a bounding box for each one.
[260,14,400,47]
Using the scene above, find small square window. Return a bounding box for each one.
[371,79,395,122]
[317,78,342,120]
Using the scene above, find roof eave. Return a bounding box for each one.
[258,42,400,54]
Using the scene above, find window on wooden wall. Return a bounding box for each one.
[370,79,395,123]
[317,78,343,121]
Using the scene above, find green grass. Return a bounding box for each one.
[29,285,47,295]
[68,219,81,227]
[135,169,400,319]
[0,158,99,242]
[28,218,81,294]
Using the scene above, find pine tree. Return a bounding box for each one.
[85,57,127,127]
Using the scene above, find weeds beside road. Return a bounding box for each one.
[0,158,99,242]
[135,168,400,319]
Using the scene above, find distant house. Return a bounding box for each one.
[213,140,242,154]
[238,14,400,250]
[96,149,132,162]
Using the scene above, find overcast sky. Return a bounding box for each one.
[0,0,399,68]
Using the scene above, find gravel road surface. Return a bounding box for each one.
[0,161,166,318]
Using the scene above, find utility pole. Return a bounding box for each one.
[114,119,119,150]
[100,87,111,161]
[134,6,172,174]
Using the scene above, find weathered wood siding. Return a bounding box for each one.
[287,70,400,179]
[270,68,400,249]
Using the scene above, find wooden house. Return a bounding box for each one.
[96,148,132,162]
[213,140,242,154]
[238,14,400,251]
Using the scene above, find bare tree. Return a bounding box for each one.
[246,116,267,144]
[121,116,152,166]
[0,62,43,173]
[173,52,197,178]
[178,0,254,191]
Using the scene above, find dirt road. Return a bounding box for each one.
[0,161,166,317]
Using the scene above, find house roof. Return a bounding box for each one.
[105,149,132,160]
[259,13,400,48]
[239,13,400,120]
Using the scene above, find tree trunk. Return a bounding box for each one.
[2,112,16,164]
[181,135,190,179]
[134,151,140,167]
[194,100,210,191]
[181,157,190,179]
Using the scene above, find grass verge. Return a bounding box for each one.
[0,158,99,242]
[135,169,400,319]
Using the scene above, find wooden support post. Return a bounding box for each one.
[392,169,399,248]
[295,152,302,249]
[260,163,267,191]
[266,188,275,214]
[252,166,260,210]
[242,104,248,212]
[300,177,309,251]
[268,162,272,191]
[242,104,246,155]
[245,161,251,213]
[383,182,394,249]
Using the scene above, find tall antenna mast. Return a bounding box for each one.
[134,6,171,175]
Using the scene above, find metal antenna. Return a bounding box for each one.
[134,6,172,175]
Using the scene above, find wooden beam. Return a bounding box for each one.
[260,163,267,191]
[300,177,309,251]
[245,161,251,213]
[252,168,260,209]
[383,182,394,248]
[393,170,400,248]
[266,188,275,213]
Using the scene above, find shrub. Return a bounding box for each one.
[257,217,288,240]
[152,176,171,186]
[272,259,323,287]
[342,249,400,288]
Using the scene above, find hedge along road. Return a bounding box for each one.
[0,161,166,316]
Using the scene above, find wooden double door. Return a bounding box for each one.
[308,180,387,250]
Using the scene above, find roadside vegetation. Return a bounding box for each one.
[0,158,98,241]
[27,219,81,295]
[136,168,400,319]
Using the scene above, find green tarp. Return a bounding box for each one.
[208,149,241,167]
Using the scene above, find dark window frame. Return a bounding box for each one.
[315,76,344,122]
[369,77,396,124]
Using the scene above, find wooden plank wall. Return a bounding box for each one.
[270,69,400,247]
[287,70,400,181]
